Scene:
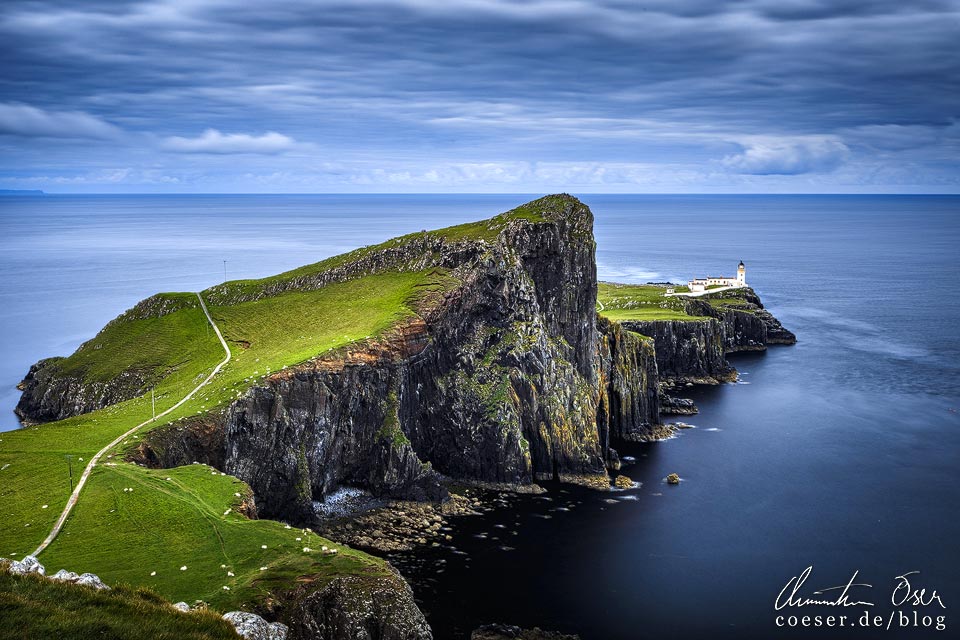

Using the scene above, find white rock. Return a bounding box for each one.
[222,611,288,640]
[8,555,45,576]
[172,601,191,612]
[49,569,79,582]
[76,572,110,590]
[180,566,188,571]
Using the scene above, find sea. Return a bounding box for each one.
[1,194,958,639]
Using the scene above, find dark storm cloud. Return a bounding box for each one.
[0,0,957,190]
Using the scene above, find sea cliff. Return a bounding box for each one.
[13,194,794,640]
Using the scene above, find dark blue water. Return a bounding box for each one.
[1,194,958,639]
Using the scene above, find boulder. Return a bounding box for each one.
[8,555,45,576]
[666,473,681,485]
[75,572,111,590]
[173,602,191,612]
[49,569,80,583]
[223,611,288,640]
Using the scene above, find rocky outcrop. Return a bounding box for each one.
[15,357,147,425]
[472,625,580,640]
[624,289,795,385]
[2,556,110,591]
[224,196,629,522]
[620,318,735,385]
[685,291,796,351]
[5,555,45,576]
[282,566,432,640]
[223,611,289,640]
[132,415,227,470]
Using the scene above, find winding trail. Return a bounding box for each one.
[32,293,231,557]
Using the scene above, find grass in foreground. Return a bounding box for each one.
[597,282,704,321]
[0,570,239,640]
[39,463,386,610]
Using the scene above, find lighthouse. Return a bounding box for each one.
[737,260,746,286]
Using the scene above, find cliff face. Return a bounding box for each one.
[596,317,660,443]
[619,318,735,385]
[223,196,622,522]
[15,357,146,425]
[626,289,796,386]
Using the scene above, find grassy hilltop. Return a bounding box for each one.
[0,197,567,612]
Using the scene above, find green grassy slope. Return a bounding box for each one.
[52,293,219,386]
[597,282,704,321]
[0,570,239,640]
[39,463,387,610]
[0,269,455,608]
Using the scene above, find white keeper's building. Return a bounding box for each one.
[687,261,746,293]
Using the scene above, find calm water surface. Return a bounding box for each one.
[1,194,958,639]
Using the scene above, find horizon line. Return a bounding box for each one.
[3,191,960,197]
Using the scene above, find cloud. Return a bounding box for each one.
[0,103,122,139]
[722,137,850,175]
[841,124,946,151]
[0,1,957,190]
[161,129,299,154]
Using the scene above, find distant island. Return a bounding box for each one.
[0,189,45,196]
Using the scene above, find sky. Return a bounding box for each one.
[0,0,958,193]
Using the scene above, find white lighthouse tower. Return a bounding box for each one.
[737,260,746,286]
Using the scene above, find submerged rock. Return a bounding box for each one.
[471,623,580,640]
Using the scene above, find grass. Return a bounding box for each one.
[38,463,388,611]
[0,268,456,608]
[53,293,218,386]
[597,282,706,321]
[705,289,756,312]
[0,570,239,640]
